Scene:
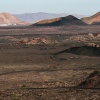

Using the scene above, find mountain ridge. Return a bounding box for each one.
[14,12,88,23]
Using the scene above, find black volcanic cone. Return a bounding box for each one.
[31,15,87,26]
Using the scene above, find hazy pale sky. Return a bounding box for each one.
[0,0,100,15]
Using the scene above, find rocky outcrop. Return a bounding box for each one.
[17,37,58,45]
[78,71,100,88]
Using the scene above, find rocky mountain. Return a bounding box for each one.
[81,11,100,24]
[0,12,29,26]
[14,12,87,23]
[31,15,87,26]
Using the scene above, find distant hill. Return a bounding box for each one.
[30,15,87,26]
[0,12,29,26]
[14,12,87,23]
[81,11,100,24]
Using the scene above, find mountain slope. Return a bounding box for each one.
[14,12,87,23]
[0,12,28,26]
[31,15,87,26]
[81,11,100,24]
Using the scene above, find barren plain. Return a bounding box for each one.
[0,25,99,100]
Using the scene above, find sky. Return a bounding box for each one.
[0,0,100,15]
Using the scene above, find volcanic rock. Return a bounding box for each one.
[88,33,94,38]
[78,71,100,88]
